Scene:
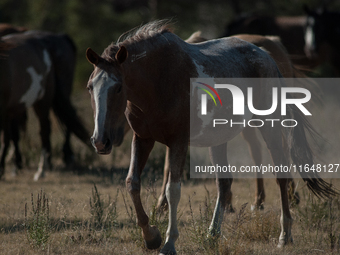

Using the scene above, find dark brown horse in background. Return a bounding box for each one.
[222,13,331,70]
[0,24,29,174]
[304,7,340,76]
[0,31,91,180]
[86,21,336,254]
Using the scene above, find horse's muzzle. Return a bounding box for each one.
[91,136,112,155]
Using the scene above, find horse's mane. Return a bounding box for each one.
[102,20,174,61]
[117,20,173,44]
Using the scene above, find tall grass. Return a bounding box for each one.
[24,189,51,250]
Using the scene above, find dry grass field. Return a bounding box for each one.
[1,91,340,255]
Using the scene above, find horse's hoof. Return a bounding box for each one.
[143,225,162,250]
[277,236,293,248]
[159,251,176,255]
[159,242,177,255]
[250,204,264,211]
[225,204,235,213]
[33,170,45,181]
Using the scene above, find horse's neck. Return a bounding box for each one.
[123,36,193,111]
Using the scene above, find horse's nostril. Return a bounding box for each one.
[104,139,111,149]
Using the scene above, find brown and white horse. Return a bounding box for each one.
[156,32,305,212]
[86,21,336,254]
[0,31,91,180]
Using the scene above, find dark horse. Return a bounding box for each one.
[86,21,336,254]
[304,7,340,75]
[0,31,91,180]
[222,14,326,69]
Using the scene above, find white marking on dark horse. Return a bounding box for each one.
[20,67,43,107]
[305,17,315,50]
[43,49,52,73]
[20,49,51,107]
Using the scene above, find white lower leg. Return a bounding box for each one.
[160,181,181,254]
[34,150,49,181]
[279,210,293,246]
[208,196,224,236]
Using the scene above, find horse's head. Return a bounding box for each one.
[304,6,328,58]
[86,46,128,154]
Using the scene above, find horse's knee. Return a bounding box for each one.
[126,177,141,195]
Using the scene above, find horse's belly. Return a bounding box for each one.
[190,113,252,147]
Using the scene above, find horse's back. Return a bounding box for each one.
[188,37,279,78]
[3,31,76,99]
[188,37,282,147]
[2,33,54,111]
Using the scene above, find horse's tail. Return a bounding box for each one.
[51,34,92,150]
[52,91,92,149]
[286,105,338,198]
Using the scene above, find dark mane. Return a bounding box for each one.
[102,20,174,62]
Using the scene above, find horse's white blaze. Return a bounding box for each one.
[92,70,116,140]
[305,17,315,50]
[20,66,44,107]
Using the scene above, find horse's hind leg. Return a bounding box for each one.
[62,130,75,166]
[0,124,10,179]
[288,179,300,205]
[258,125,293,247]
[241,126,265,210]
[160,140,187,255]
[208,143,232,237]
[156,147,170,212]
[10,118,23,175]
[33,104,52,181]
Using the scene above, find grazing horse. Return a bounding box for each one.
[304,7,340,75]
[86,21,336,254]
[0,31,91,180]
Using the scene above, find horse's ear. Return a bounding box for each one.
[86,48,99,66]
[115,46,128,64]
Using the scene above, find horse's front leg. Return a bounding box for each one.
[126,134,162,249]
[160,141,187,255]
[208,143,232,237]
